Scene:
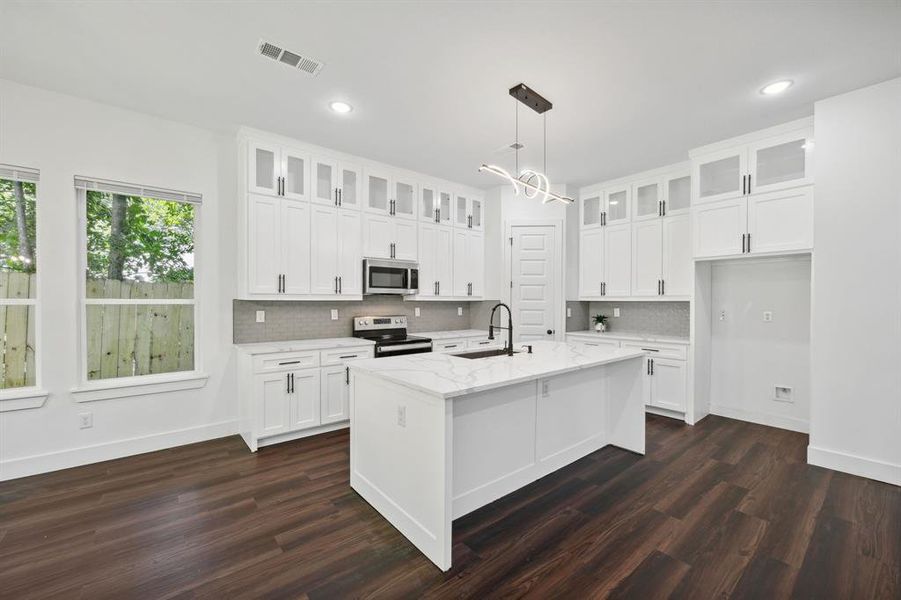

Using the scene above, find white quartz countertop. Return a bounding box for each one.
[415,329,490,340]
[350,340,645,399]
[566,330,690,345]
[234,337,375,355]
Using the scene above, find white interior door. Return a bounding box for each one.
[511,225,557,342]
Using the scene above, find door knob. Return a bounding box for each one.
[546,329,554,335]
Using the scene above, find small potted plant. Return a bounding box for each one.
[593,314,608,333]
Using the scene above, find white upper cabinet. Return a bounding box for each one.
[454,193,483,230]
[632,219,663,297]
[579,190,602,228]
[393,175,417,220]
[452,229,484,298]
[365,167,391,214]
[310,206,362,296]
[247,193,310,297]
[249,141,309,201]
[605,224,632,297]
[438,190,453,226]
[661,213,691,297]
[692,121,814,205]
[746,187,813,254]
[420,183,439,223]
[339,163,362,209]
[664,172,692,215]
[579,228,604,299]
[312,158,361,209]
[747,130,814,195]
[633,178,661,222]
[604,186,631,225]
[365,168,417,219]
[692,197,749,258]
[419,222,454,297]
[280,201,312,295]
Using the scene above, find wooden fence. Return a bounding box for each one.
[1,273,194,388]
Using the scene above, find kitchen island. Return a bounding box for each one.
[348,340,646,570]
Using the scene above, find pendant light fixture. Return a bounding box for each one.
[479,83,573,204]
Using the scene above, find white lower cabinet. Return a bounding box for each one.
[648,357,687,412]
[320,365,350,424]
[239,344,373,451]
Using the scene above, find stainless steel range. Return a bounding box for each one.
[352,315,432,357]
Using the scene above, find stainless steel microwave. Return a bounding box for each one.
[363,258,419,295]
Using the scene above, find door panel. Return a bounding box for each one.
[580,191,602,228]
[393,176,417,219]
[249,141,279,196]
[310,206,338,295]
[748,130,814,195]
[632,219,662,296]
[662,213,691,297]
[289,369,321,430]
[633,178,661,222]
[692,197,748,258]
[281,201,311,295]
[453,229,469,297]
[604,223,632,297]
[337,210,362,295]
[438,191,453,226]
[321,366,349,424]
[282,147,309,201]
[579,228,604,299]
[435,226,453,297]
[312,157,338,206]
[651,358,686,411]
[420,184,438,223]
[248,194,281,294]
[665,173,692,215]
[747,187,813,254]
[339,162,361,209]
[604,187,630,224]
[363,214,393,259]
[418,223,438,297]
[694,147,747,205]
[257,373,289,436]
[467,231,484,297]
[365,168,390,213]
[393,219,418,260]
[511,225,556,341]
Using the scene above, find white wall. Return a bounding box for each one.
[0,80,238,479]
[709,257,811,433]
[809,78,901,485]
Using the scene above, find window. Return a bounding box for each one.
[0,165,39,391]
[77,178,200,383]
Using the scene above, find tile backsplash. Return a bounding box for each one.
[587,301,690,337]
[566,301,591,332]
[234,297,473,343]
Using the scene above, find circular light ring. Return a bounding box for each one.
[518,169,551,203]
[760,80,793,95]
[329,101,353,113]
[480,164,520,195]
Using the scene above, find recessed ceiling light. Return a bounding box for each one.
[760,80,793,96]
[330,101,353,114]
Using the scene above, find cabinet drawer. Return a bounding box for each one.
[434,339,467,353]
[566,335,620,350]
[254,351,319,374]
[621,342,687,361]
[320,346,373,367]
[466,337,502,349]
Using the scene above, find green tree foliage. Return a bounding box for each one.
[0,178,37,273]
[86,191,194,283]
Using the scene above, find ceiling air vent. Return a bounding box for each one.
[257,40,324,77]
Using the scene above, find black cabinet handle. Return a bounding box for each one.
[279,360,301,366]
[650,359,654,375]
[661,279,665,295]
[345,366,349,385]
[445,344,458,349]
[338,188,342,206]
[647,359,651,375]
[662,200,666,216]
[747,173,751,195]
[291,373,295,393]
[338,276,342,294]
[747,233,751,253]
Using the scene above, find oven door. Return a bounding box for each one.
[375,341,433,357]
[363,258,419,294]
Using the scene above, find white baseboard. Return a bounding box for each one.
[808,445,901,486]
[646,405,688,423]
[709,404,809,433]
[0,419,238,481]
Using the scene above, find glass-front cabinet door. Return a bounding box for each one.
[455,194,469,228]
[393,176,417,219]
[693,147,747,205]
[580,190,601,228]
[632,178,660,222]
[365,168,390,213]
[664,172,692,215]
[438,190,453,226]
[604,186,630,225]
[747,130,813,195]
[420,183,438,223]
[249,141,279,196]
[339,163,361,209]
[470,197,483,230]
[281,147,309,201]
[312,157,337,206]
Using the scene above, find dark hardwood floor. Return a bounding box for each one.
[1,414,898,599]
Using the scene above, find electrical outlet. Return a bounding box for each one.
[330,309,339,321]
[763,311,773,322]
[396,405,406,427]
[774,386,793,403]
[457,306,463,316]
[255,310,265,323]
[720,310,727,321]
[414,307,421,317]
[541,380,550,397]
[79,412,93,429]
[566,307,572,318]
[614,308,621,318]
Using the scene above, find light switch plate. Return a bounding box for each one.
[255,310,265,323]
[763,311,773,322]
[566,307,572,318]
[79,412,93,429]
[614,308,621,318]
[415,307,421,317]
[330,309,339,321]
[457,307,463,316]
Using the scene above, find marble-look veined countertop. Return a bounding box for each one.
[566,330,689,345]
[234,337,375,355]
[350,340,645,399]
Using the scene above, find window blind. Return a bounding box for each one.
[0,164,40,183]
[74,176,201,204]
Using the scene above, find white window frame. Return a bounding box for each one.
[0,164,47,410]
[72,177,207,402]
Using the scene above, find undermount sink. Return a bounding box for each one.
[453,349,521,359]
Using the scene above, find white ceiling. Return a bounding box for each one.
[2,1,899,188]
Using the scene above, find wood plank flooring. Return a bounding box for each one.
[1,414,898,599]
